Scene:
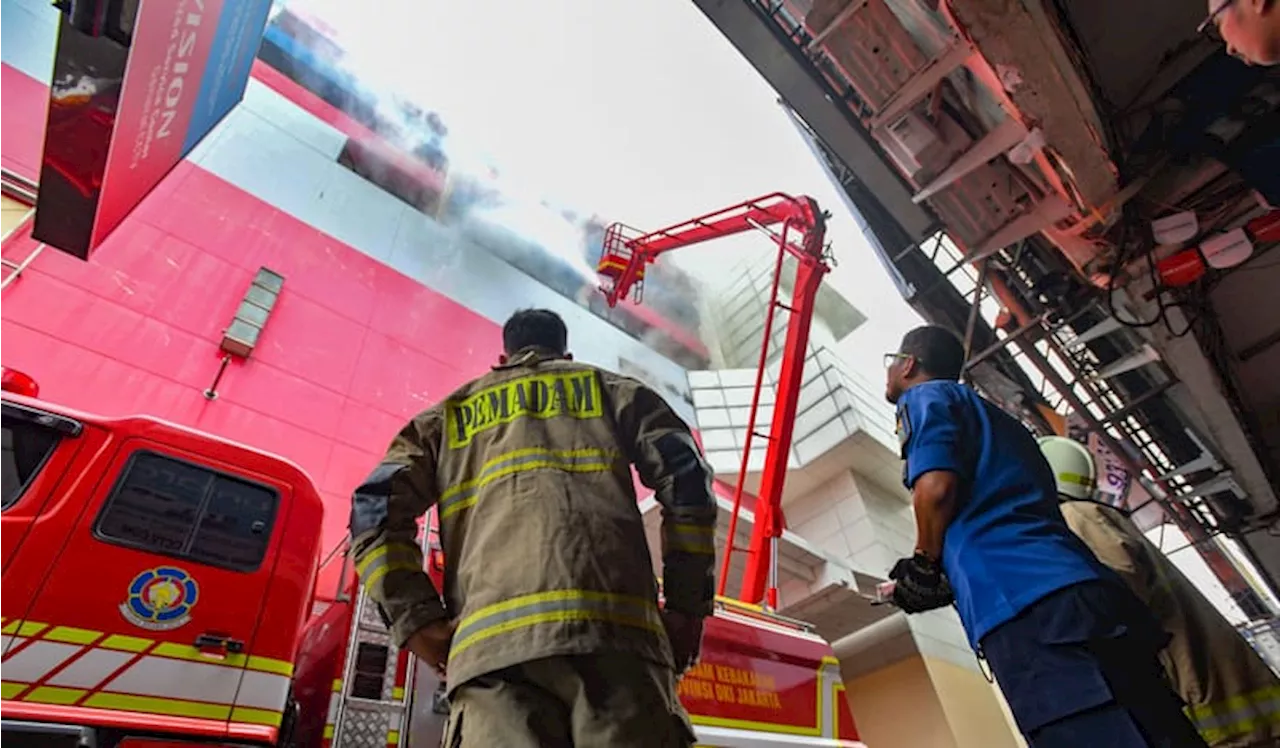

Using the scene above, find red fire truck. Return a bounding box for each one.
[0,370,864,747]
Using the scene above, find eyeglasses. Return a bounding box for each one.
[1197,0,1235,37]
[883,352,912,369]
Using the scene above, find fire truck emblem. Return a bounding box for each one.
[120,567,199,631]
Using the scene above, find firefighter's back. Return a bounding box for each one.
[353,309,717,747]
[432,352,672,689]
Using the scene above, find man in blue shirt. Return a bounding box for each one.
[885,325,1205,747]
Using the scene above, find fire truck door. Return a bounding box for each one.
[2,402,95,651]
[0,399,85,604]
[3,440,288,732]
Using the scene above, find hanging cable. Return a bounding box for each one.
[1106,218,1161,328]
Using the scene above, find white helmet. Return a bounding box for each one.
[1037,435,1096,500]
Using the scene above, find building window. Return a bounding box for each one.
[94,451,278,572]
[337,137,448,216]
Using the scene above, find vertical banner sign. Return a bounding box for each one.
[33,0,272,259]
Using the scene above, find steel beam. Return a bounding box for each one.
[693,0,935,241]
[913,117,1030,203]
[971,195,1074,262]
[962,311,1049,373]
[963,260,991,365]
[869,41,977,131]
[806,0,869,50]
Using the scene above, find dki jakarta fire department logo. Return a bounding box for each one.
[120,567,199,631]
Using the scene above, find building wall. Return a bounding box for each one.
[844,653,1025,748]
[844,657,957,748]
[925,656,1025,748]
[688,347,899,479]
[702,247,868,373]
[844,655,1024,748]
[708,251,837,370]
[0,1,696,598]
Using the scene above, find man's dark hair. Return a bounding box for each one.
[502,309,568,355]
[900,325,965,380]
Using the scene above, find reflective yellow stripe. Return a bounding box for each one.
[717,595,763,613]
[441,447,614,501]
[392,686,405,700]
[456,589,655,630]
[332,679,344,692]
[84,692,232,720]
[671,523,714,537]
[324,724,335,738]
[150,641,292,676]
[247,655,294,677]
[357,543,425,592]
[83,640,293,676]
[356,545,389,576]
[355,544,421,577]
[2,623,291,702]
[387,729,401,744]
[453,609,661,658]
[25,686,86,705]
[231,706,284,726]
[1191,685,1280,742]
[440,449,617,520]
[16,684,284,725]
[2,682,28,699]
[666,523,716,553]
[152,641,248,668]
[451,589,662,658]
[0,620,43,636]
[1191,685,1280,721]
[44,626,102,645]
[666,540,715,555]
[100,634,153,653]
[362,560,425,593]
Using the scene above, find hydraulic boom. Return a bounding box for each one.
[596,193,830,607]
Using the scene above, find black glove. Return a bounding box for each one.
[889,552,954,614]
[662,609,705,673]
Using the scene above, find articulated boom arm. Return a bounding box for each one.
[596,193,830,608]
[596,193,826,308]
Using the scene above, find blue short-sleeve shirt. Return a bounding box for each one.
[897,380,1107,647]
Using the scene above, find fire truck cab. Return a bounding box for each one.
[1,378,324,747]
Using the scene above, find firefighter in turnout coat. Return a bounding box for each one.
[350,309,716,747]
[1040,436,1280,747]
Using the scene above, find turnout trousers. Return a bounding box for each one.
[442,652,697,748]
[982,580,1208,747]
